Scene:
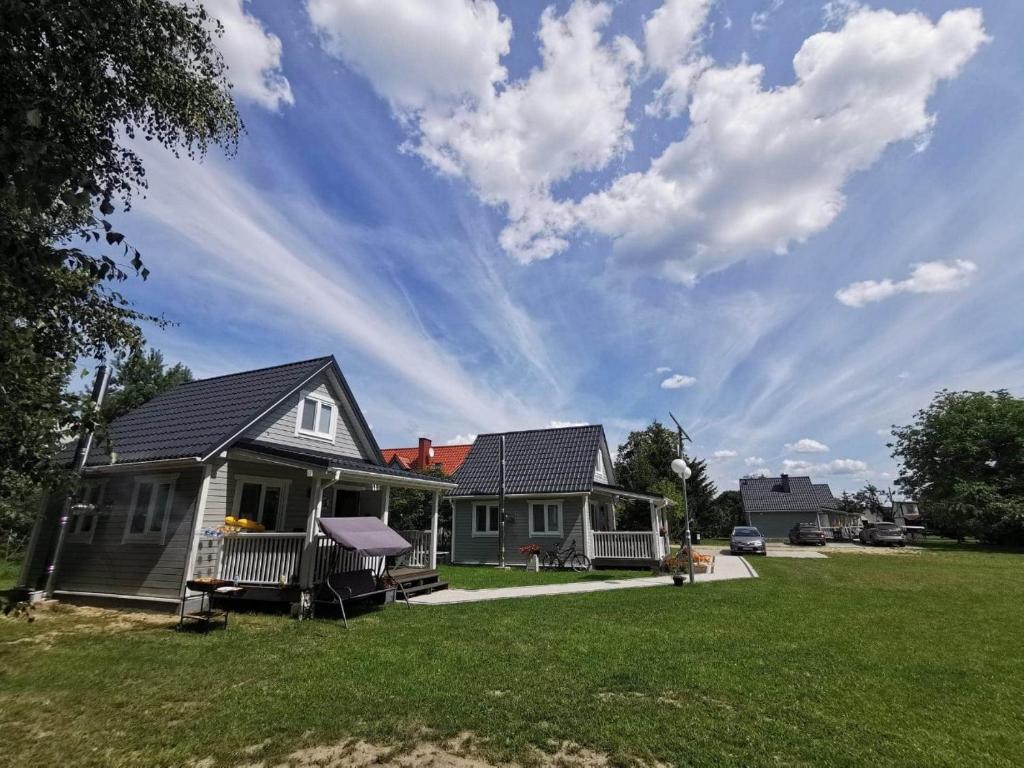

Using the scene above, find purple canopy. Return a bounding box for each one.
[318,516,412,557]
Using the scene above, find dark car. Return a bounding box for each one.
[859,522,906,546]
[788,522,827,546]
[730,526,767,555]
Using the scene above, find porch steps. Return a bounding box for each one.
[392,567,449,597]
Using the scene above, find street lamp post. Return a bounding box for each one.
[671,457,695,585]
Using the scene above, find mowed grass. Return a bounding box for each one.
[439,564,650,589]
[0,559,19,590]
[1,549,1023,767]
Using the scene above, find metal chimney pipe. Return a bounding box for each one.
[44,363,111,598]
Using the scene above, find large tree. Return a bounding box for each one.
[891,390,1024,544]
[100,346,193,425]
[613,420,719,538]
[1,0,241,501]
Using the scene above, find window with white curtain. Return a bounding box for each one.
[296,394,335,440]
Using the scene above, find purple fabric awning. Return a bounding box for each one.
[318,516,412,557]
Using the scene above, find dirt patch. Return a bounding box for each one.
[1,604,172,648]
[233,734,662,768]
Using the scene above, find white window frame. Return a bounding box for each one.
[68,480,106,544]
[231,475,292,531]
[471,502,500,537]
[594,449,607,480]
[294,392,337,443]
[528,499,563,537]
[122,474,178,544]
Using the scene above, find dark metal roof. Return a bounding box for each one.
[739,475,838,514]
[87,357,335,466]
[449,425,604,497]
[234,440,453,486]
[592,482,664,502]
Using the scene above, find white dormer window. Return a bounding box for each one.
[594,449,607,480]
[296,394,336,441]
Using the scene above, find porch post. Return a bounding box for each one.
[581,493,592,560]
[649,500,661,560]
[380,484,390,525]
[299,476,324,593]
[429,491,440,569]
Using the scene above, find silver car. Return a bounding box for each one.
[730,526,767,555]
[860,522,906,546]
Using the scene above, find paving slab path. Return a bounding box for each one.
[409,554,758,606]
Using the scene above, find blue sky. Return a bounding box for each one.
[117,0,1024,494]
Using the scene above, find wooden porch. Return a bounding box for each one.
[590,531,668,568]
[211,528,448,599]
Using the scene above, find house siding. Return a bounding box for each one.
[53,467,204,599]
[243,374,368,459]
[749,511,820,539]
[451,496,585,565]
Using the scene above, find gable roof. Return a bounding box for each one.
[739,475,837,514]
[86,355,382,467]
[381,444,472,475]
[450,425,605,497]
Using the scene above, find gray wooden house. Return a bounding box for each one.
[20,356,454,611]
[448,426,671,568]
[739,474,860,538]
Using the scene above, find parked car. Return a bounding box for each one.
[730,526,767,555]
[859,522,906,546]
[788,523,827,546]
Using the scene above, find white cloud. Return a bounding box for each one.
[835,259,978,307]
[785,438,830,453]
[447,434,477,445]
[202,0,293,110]
[548,420,589,428]
[310,0,641,264]
[744,467,771,478]
[655,366,673,374]
[307,0,511,110]
[661,373,697,389]
[643,0,712,117]
[782,458,868,475]
[713,449,738,458]
[744,456,765,467]
[306,3,986,286]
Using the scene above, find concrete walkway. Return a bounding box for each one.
[409,555,758,606]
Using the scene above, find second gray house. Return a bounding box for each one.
[449,425,671,568]
[739,474,859,538]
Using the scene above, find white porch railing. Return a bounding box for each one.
[592,531,658,561]
[216,527,434,588]
[311,536,383,583]
[397,530,431,568]
[218,533,304,586]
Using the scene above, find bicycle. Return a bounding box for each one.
[541,538,591,572]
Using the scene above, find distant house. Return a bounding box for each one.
[381,437,471,476]
[448,425,671,567]
[739,474,860,538]
[20,356,454,611]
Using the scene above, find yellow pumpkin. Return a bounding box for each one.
[224,516,236,525]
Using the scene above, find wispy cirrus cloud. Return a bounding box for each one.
[836,259,978,307]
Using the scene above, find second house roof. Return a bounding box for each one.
[450,425,605,496]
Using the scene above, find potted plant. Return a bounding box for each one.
[518,543,542,571]
[663,554,686,586]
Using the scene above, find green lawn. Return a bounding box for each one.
[438,564,650,589]
[0,559,19,590]
[1,548,1023,767]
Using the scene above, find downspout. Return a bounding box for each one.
[497,434,506,568]
[44,363,111,598]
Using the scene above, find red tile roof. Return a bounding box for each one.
[381,443,472,476]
